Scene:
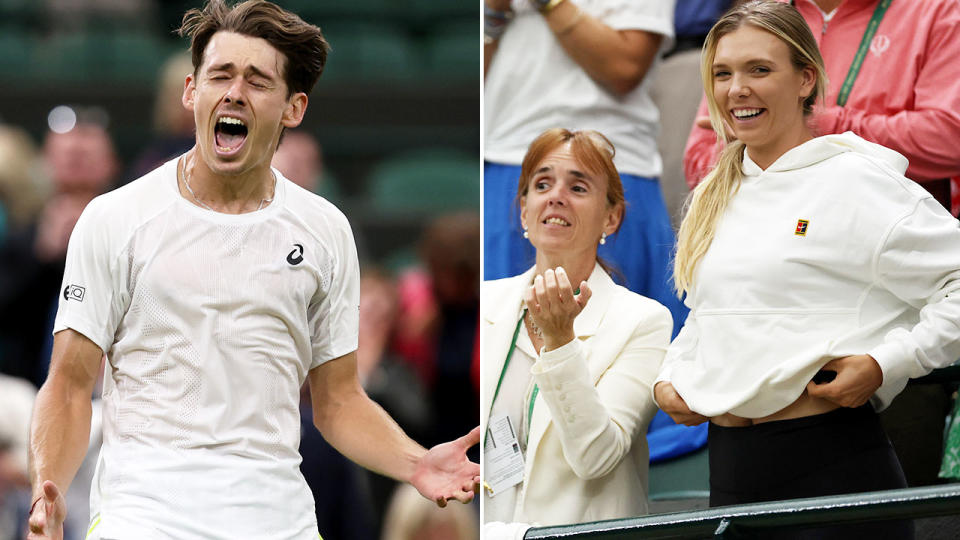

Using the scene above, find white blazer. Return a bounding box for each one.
[481,264,672,526]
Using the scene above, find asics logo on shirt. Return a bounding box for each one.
[287,244,304,265]
[64,284,86,302]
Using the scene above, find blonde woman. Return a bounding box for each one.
[481,128,671,526]
[655,1,960,537]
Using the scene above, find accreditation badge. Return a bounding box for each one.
[482,413,525,497]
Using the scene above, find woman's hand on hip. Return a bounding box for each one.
[654,381,709,426]
[524,266,591,351]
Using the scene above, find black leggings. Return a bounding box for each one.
[708,405,914,539]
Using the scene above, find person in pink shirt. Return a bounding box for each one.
[683,0,960,215]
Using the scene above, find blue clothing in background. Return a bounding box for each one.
[674,0,732,37]
[648,410,709,462]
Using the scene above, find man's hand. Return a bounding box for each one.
[27,480,66,540]
[654,382,709,426]
[806,355,883,408]
[411,426,481,507]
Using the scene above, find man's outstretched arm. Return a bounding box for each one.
[308,351,479,507]
[28,329,103,539]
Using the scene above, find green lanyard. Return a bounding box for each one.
[836,0,892,106]
[791,0,893,106]
[486,310,540,447]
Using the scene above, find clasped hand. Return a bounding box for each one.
[523,267,591,351]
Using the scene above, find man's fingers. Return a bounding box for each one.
[42,480,60,502]
[459,426,481,449]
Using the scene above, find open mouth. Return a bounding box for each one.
[543,217,571,227]
[214,116,248,154]
[732,108,765,121]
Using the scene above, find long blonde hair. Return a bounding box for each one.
[673,0,827,296]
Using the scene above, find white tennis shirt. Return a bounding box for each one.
[484,0,675,177]
[54,157,360,539]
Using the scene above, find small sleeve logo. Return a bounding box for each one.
[63,284,86,302]
[795,219,809,236]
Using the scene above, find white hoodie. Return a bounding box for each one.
[658,132,960,418]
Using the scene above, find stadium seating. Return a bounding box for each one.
[648,447,710,513]
[368,148,479,214]
[424,20,480,82]
[320,21,420,83]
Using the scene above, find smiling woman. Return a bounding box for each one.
[655,2,960,538]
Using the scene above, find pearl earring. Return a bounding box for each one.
[523,228,529,239]
[600,232,607,245]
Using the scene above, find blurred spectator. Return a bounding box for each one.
[272,130,323,192]
[355,268,433,534]
[44,0,154,32]
[272,129,340,202]
[130,52,197,180]
[381,484,478,540]
[418,212,480,449]
[0,126,49,239]
[0,122,117,387]
[0,375,37,540]
[298,385,377,540]
[43,122,118,196]
[358,269,432,442]
[390,213,480,457]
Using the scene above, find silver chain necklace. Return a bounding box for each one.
[180,155,276,212]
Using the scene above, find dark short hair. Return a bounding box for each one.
[178,0,330,96]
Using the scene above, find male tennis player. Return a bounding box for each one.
[27,2,479,538]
